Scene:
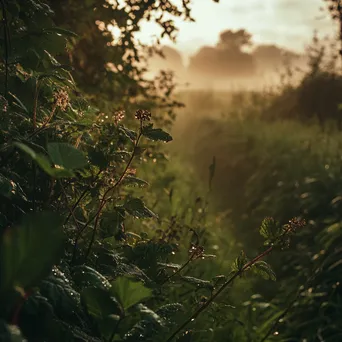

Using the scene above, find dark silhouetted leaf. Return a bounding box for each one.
[0,212,64,292]
[142,124,172,142]
[124,198,158,219]
[47,143,87,170]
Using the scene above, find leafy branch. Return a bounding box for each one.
[166,218,305,341]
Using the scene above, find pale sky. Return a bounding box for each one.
[137,0,336,60]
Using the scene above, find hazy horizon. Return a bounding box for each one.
[137,0,336,62]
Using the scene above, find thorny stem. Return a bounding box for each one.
[81,128,143,261]
[166,246,274,342]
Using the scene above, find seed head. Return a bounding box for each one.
[54,89,69,111]
[113,110,125,125]
[135,109,151,121]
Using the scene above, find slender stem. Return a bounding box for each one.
[32,80,40,129]
[32,164,36,212]
[109,318,122,342]
[166,246,274,342]
[28,102,58,139]
[65,169,102,225]
[161,253,195,286]
[83,130,142,260]
[60,181,81,232]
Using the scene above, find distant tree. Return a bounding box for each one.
[217,29,253,51]
[188,29,255,79]
[324,0,342,56]
[252,44,299,72]
[148,46,185,74]
[47,0,218,113]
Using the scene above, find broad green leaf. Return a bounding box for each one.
[0,212,64,292]
[124,198,158,219]
[14,142,75,178]
[142,124,172,142]
[110,276,152,311]
[81,287,122,320]
[47,142,87,170]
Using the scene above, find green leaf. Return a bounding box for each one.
[109,276,152,311]
[251,261,276,281]
[123,304,164,340]
[142,124,173,142]
[180,276,214,290]
[124,198,158,219]
[81,287,122,320]
[88,148,109,169]
[0,212,64,292]
[156,303,184,318]
[8,92,29,114]
[72,265,111,290]
[40,275,80,317]
[100,208,125,239]
[122,175,149,188]
[119,126,137,142]
[43,27,78,38]
[14,142,75,178]
[232,250,248,272]
[47,143,87,170]
[259,217,281,244]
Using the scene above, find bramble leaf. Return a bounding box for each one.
[109,276,152,311]
[251,261,276,281]
[0,212,64,292]
[142,124,173,142]
[124,198,158,219]
[47,142,87,170]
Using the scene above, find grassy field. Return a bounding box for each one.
[163,89,342,341]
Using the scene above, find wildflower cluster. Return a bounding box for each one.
[53,89,69,111]
[135,109,152,121]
